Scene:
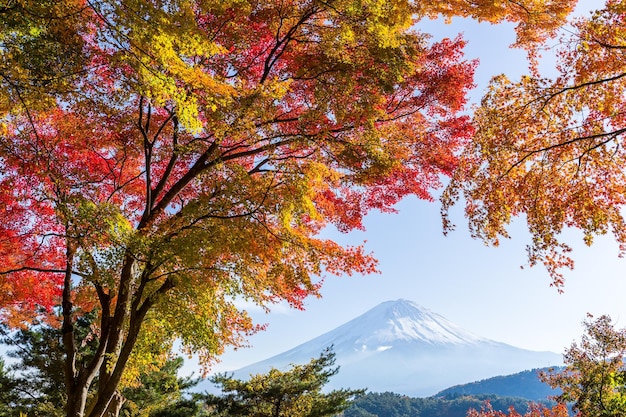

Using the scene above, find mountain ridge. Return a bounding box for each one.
[208,299,562,397]
[435,366,564,400]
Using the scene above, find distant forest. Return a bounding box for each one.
[343,392,555,417]
[342,367,564,417]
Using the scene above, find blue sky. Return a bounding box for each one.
[201,0,626,374]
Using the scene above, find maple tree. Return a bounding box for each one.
[541,314,626,417]
[0,1,576,416]
[443,0,626,287]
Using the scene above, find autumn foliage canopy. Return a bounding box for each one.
[444,0,626,287]
[0,0,577,416]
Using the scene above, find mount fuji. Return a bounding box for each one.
[218,300,561,397]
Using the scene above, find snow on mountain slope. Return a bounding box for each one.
[336,299,491,346]
[206,300,562,397]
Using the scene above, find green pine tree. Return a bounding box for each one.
[205,347,364,417]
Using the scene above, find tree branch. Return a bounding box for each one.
[505,127,626,177]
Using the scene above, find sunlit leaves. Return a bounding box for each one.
[541,314,626,417]
[467,401,571,417]
[0,0,87,114]
[417,0,576,62]
[444,0,626,286]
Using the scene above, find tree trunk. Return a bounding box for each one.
[104,392,126,417]
[66,385,90,417]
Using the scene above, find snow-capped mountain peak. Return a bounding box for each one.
[215,299,561,397]
[352,299,489,346]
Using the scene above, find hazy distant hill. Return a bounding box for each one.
[435,367,564,401]
[207,300,562,396]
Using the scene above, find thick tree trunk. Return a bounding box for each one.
[67,388,124,417]
[104,392,126,417]
[64,248,173,416]
[65,385,90,417]
[62,243,89,417]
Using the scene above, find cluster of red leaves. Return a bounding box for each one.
[467,402,571,417]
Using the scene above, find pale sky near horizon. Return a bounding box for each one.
[189,0,626,376]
